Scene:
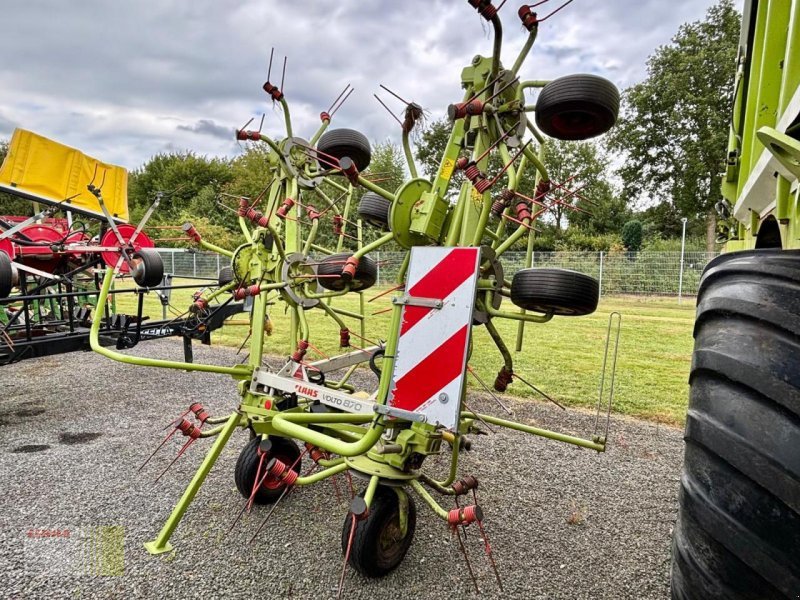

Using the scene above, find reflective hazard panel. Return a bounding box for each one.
[387,247,481,430]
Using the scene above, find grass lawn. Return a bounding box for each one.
[112,281,696,427]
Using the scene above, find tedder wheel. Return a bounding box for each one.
[510,268,598,316]
[316,129,371,173]
[670,250,800,599]
[218,266,235,287]
[341,486,417,577]
[234,436,302,505]
[535,74,619,141]
[317,252,377,292]
[131,249,164,288]
[357,192,391,230]
[0,251,13,298]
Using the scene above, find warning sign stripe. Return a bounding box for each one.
[389,325,469,412]
[399,248,480,335]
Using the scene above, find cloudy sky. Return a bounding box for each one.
[0,0,732,170]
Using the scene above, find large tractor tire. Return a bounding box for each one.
[671,250,800,599]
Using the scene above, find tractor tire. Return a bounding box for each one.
[510,268,598,316]
[358,192,391,230]
[670,249,800,599]
[131,249,164,288]
[317,252,377,292]
[316,129,371,173]
[535,74,619,141]
[234,436,302,505]
[0,251,13,298]
[218,266,235,287]
[341,486,417,577]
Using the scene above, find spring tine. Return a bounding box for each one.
[374,94,404,127]
[462,399,497,434]
[248,485,291,543]
[513,371,566,411]
[162,408,192,431]
[455,522,480,593]
[138,426,181,472]
[330,87,355,119]
[327,84,351,114]
[154,437,196,483]
[280,56,287,94]
[467,366,514,415]
[267,48,274,81]
[477,519,503,591]
[594,311,622,437]
[378,83,411,106]
[338,514,357,600]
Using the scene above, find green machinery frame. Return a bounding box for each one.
[88,0,619,574]
[721,0,800,250]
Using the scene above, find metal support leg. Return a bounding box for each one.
[144,412,242,554]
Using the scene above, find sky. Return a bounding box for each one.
[0,0,732,171]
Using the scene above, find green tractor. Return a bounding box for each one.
[670,1,800,597]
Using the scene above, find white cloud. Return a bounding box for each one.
[0,0,734,169]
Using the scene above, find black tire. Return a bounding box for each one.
[510,268,598,316]
[358,192,391,230]
[131,249,164,288]
[234,436,302,505]
[218,266,235,287]
[535,74,619,140]
[670,250,800,599]
[317,252,377,292]
[316,129,371,172]
[341,486,416,577]
[0,252,13,298]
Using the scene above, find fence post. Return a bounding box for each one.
[216,253,220,275]
[171,251,175,276]
[193,252,197,278]
[678,217,687,304]
[598,251,604,297]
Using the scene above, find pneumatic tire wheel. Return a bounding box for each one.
[341,487,416,577]
[316,129,371,172]
[0,251,13,298]
[317,252,377,292]
[510,268,598,316]
[535,74,619,140]
[131,249,164,288]
[358,192,391,230]
[670,250,800,599]
[234,436,302,505]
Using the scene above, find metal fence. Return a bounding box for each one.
[156,248,719,298]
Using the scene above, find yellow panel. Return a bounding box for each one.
[0,128,128,222]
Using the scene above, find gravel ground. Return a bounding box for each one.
[0,339,684,599]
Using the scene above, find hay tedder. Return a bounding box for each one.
[0,129,243,365]
[88,1,621,592]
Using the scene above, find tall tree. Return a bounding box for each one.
[608,0,740,251]
[542,139,625,233]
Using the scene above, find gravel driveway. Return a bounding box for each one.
[0,340,684,599]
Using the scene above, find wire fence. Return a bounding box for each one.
[156,249,719,298]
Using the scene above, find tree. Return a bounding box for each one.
[0,139,35,216]
[608,0,740,251]
[621,220,644,251]
[541,139,626,233]
[127,152,233,238]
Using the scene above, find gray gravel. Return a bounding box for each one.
[0,339,684,599]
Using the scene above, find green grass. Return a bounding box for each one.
[113,281,696,427]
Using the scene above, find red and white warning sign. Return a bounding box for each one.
[387,246,481,430]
